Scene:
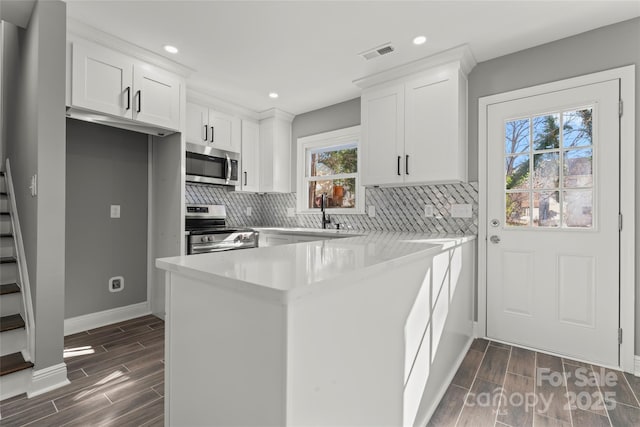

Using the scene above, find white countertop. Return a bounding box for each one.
[157,230,476,303]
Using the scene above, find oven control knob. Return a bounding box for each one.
[202,236,209,243]
[207,236,215,243]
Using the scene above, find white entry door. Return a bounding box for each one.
[486,79,620,366]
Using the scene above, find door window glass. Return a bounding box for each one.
[504,106,593,228]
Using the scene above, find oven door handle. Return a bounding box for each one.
[225,154,232,184]
[190,243,238,254]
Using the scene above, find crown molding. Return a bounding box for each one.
[186,87,261,121]
[258,108,295,123]
[67,18,194,78]
[353,44,477,89]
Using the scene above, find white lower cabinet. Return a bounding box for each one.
[258,232,331,247]
[259,233,293,247]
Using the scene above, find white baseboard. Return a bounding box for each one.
[473,321,481,338]
[27,363,70,398]
[634,355,640,377]
[64,301,151,336]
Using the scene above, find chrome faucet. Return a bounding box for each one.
[321,193,331,229]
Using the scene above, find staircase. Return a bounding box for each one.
[0,171,34,400]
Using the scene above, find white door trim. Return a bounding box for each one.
[478,65,635,372]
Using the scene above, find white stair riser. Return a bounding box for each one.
[0,292,21,317]
[0,197,8,212]
[0,328,26,357]
[0,218,11,234]
[0,238,15,257]
[0,178,6,193]
[0,365,31,400]
[0,262,17,284]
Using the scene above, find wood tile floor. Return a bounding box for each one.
[0,315,165,426]
[429,338,640,427]
[3,321,639,427]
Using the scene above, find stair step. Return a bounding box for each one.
[0,352,33,377]
[0,233,13,238]
[0,283,20,295]
[0,314,25,332]
[0,256,17,264]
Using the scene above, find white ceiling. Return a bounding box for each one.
[64,0,640,116]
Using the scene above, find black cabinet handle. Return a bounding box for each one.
[125,87,131,110]
[203,125,208,142]
[136,90,141,113]
[397,156,401,176]
[210,126,214,143]
[244,171,248,186]
[406,154,409,175]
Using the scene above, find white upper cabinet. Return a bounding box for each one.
[357,46,475,186]
[361,84,405,186]
[259,110,294,193]
[132,64,181,130]
[404,69,466,183]
[186,102,241,153]
[71,40,181,131]
[239,120,260,192]
[186,103,208,144]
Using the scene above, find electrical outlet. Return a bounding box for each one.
[424,205,434,217]
[450,203,473,218]
[110,205,121,218]
[109,276,124,293]
[287,207,296,217]
[246,206,252,216]
[367,206,376,218]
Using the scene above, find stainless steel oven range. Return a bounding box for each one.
[185,204,258,254]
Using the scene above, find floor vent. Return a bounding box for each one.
[359,43,395,60]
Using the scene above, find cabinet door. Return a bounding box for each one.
[186,103,209,145]
[208,110,234,151]
[71,41,133,118]
[405,73,462,183]
[361,84,405,186]
[132,64,181,131]
[259,233,293,247]
[240,120,260,192]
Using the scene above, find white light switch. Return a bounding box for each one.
[110,205,121,218]
[367,206,376,218]
[450,203,472,218]
[246,206,252,216]
[287,207,296,217]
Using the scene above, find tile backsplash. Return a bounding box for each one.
[185,182,478,235]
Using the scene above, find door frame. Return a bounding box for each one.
[478,65,636,371]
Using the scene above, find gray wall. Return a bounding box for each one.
[1,21,20,169]
[66,119,148,318]
[290,97,361,191]
[4,0,67,371]
[467,17,640,354]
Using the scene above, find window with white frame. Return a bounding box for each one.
[297,126,364,213]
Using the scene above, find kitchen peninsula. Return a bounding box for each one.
[156,232,476,426]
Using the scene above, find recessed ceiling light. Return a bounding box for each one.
[164,45,179,54]
[269,92,279,99]
[413,36,427,46]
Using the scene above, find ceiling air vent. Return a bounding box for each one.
[359,43,395,60]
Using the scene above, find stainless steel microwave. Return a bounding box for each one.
[186,142,239,186]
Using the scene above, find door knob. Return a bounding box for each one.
[490,235,501,244]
